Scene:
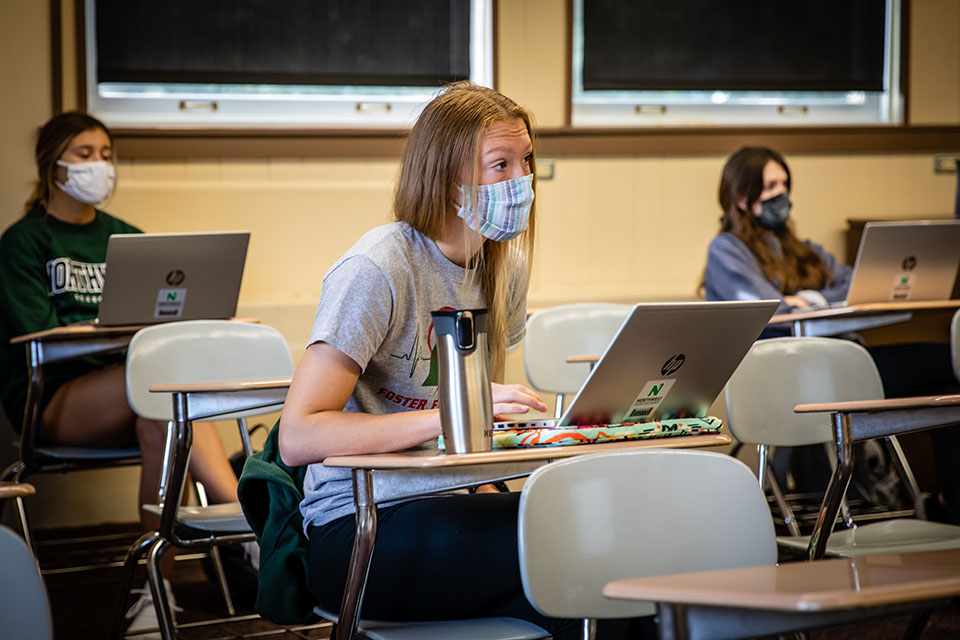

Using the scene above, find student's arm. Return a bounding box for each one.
[807,240,852,304]
[0,227,61,334]
[278,342,544,466]
[704,234,794,313]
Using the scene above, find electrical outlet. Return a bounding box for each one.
[536,159,555,181]
[933,153,960,173]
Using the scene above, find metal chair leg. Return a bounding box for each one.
[12,495,34,555]
[207,545,236,616]
[901,609,932,640]
[192,480,237,615]
[147,537,175,640]
[113,531,160,639]
[886,435,922,510]
[766,466,801,537]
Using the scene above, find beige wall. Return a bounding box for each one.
[1,0,959,527]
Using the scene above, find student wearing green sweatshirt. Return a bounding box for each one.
[0,112,242,635]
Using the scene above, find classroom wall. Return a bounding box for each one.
[1,0,958,527]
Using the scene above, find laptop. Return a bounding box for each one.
[92,231,250,326]
[496,300,779,429]
[842,220,960,306]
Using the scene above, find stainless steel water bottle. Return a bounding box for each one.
[431,308,494,454]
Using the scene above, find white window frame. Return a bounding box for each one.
[571,0,903,127]
[84,0,494,129]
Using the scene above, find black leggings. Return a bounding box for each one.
[308,492,650,640]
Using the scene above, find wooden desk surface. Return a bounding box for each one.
[795,394,960,414]
[323,433,730,470]
[603,549,960,612]
[10,317,259,344]
[149,378,293,394]
[768,300,960,325]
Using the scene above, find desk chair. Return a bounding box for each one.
[725,337,960,557]
[517,449,777,640]
[0,524,53,640]
[951,309,960,383]
[1,336,141,557]
[524,303,631,418]
[114,320,294,639]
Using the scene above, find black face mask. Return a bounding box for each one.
[756,192,792,230]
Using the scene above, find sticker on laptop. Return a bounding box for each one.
[625,379,676,422]
[155,288,187,319]
[890,272,915,301]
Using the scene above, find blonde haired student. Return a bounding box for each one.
[281,83,645,638]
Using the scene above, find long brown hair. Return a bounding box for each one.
[393,81,536,381]
[26,111,114,212]
[716,146,831,294]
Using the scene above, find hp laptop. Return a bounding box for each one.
[93,231,250,326]
[843,221,960,306]
[497,300,779,429]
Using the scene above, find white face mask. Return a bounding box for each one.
[55,160,116,205]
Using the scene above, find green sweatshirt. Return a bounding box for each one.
[238,419,319,625]
[0,202,141,430]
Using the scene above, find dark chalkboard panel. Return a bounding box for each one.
[96,0,472,86]
[582,0,886,92]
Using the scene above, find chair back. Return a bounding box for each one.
[518,449,776,620]
[952,309,960,383]
[724,337,884,447]
[524,303,631,397]
[126,320,294,421]
[0,525,52,639]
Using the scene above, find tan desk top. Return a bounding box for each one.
[768,300,960,325]
[796,394,960,415]
[603,549,960,612]
[10,317,259,344]
[150,378,293,394]
[322,433,730,470]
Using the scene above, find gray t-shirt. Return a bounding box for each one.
[299,222,527,530]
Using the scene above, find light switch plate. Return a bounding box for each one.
[933,153,960,173]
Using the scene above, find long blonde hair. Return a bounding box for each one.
[393,82,536,381]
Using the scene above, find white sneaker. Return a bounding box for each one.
[241,540,260,571]
[125,578,183,638]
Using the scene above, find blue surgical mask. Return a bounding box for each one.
[457,173,534,242]
[757,192,791,230]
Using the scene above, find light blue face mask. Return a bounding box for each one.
[457,173,534,242]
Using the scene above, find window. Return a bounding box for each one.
[84,0,493,129]
[571,0,903,126]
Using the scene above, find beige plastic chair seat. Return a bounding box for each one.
[779,519,960,556]
[0,525,52,640]
[725,336,960,558]
[312,606,548,640]
[518,449,777,636]
[524,303,631,417]
[116,319,295,639]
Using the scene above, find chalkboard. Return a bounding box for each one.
[582,0,886,92]
[95,0,472,87]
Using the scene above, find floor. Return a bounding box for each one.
[33,522,960,640]
[37,523,331,639]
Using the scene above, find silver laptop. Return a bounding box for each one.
[94,231,249,326]
[843,220,960,306]
[497,300,779,429]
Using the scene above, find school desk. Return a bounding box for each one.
[603,549,960,640]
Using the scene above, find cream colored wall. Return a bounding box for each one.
[1,0,959,528]
[909,0,960,124]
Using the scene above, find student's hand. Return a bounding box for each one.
[784,295,810,309]
[491,382,547,419]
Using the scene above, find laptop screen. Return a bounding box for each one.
[97,231,249,326]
